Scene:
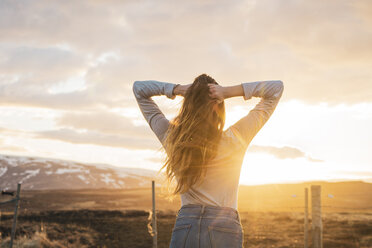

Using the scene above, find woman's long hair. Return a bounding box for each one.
[160,74,225,197]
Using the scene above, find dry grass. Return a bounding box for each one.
[0,209,371,248]
[0,182,371,247]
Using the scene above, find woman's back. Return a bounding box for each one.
[133,77,284,209]
[133,75,284,248]
[179,127,246,209]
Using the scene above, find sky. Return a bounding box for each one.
[0,0,371,185]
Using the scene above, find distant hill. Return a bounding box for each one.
[237,180,372,212]
[1,153,371,213]
[3,181,370,213]
[0,154,162,190]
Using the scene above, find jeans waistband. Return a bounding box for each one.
[177,204,240,222]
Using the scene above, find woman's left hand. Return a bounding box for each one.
[208,84,225,103]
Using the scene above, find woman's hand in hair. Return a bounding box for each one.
[174,84,192,97]
[208,84,225,103]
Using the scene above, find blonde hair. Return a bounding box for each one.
[159,74,225,199]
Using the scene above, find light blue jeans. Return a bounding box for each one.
[169,204,244,248]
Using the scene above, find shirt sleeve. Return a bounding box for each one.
[132,80,180,146]
[228,80,284,149]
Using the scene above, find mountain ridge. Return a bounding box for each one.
[0,153,162,190]
[1,153,370,192]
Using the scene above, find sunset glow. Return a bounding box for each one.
[0,0,371,186]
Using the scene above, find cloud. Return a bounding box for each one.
[0,145,28,153]
[0,45,134,109]
[55,110,154,138]
[0,44,86,83]
[29,110,179,150]
[0,126,30,136]
[33,128,160,150]
[248,145,323,162]
[0,0,131,52]
[0,139,29,152]
[246,0,372,62]
[146,157,164,164]
[0,0,371,115]
[334,170,372,178]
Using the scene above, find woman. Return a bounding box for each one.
[133,74,284,248]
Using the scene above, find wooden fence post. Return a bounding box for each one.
[311,185,322,248]
[304,187,308,248]
[152,180,157,248]
[10,183,21,248]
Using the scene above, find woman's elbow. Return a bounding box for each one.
[277,80,284,92]
[132,80,143,98]
[275,80,284,98]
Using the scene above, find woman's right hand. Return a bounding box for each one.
[174,84,192,97]
[208,84,225,103]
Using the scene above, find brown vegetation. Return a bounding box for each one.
[0,181,371,247]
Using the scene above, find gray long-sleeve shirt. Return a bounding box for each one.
[133,79,284,210]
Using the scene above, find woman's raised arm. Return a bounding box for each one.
[132,80,180,146]
[213,80,284,149]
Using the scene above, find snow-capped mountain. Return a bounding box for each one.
[0,154,164,190]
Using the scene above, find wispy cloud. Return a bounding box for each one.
[0,139,29,152]
[0,0,370,181]
[55,110,153,138]
[0,0,371,111]
[248,145,323,162]
[34,128,159,150]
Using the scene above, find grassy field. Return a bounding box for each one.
[1,209,371,247]
[0,181,371,247]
